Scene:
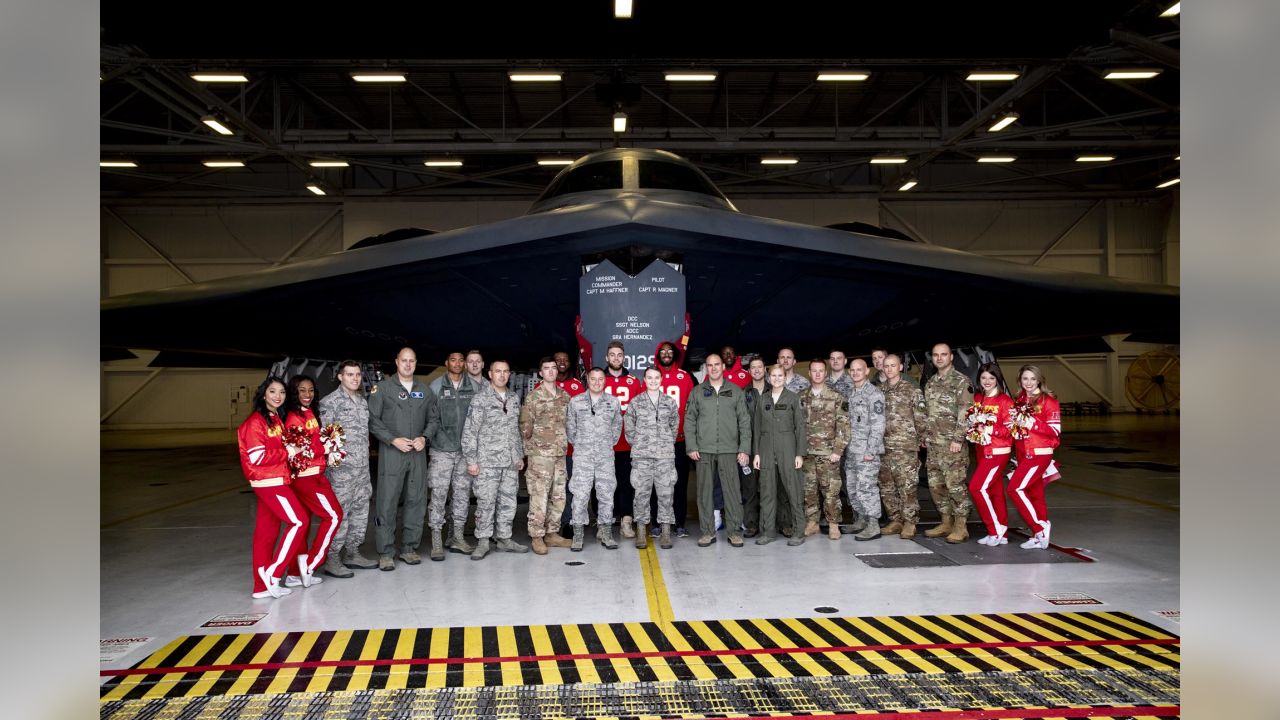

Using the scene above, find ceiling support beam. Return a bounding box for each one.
[406,78,495,141]
[511,82,598,141]
[879,203,933,245]
[274,207,343,266]
[1052,354,1115,405]
[641,85,719,138]
[1033,200,1103,265]
[102,208,196,283]
[1109,29,1180,69]
[101,368,165,424]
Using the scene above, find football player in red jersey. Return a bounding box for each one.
[603,341,641,537]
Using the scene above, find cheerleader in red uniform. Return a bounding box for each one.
[1007,364,1061,550]
[964,362,1015,546]
[273,374,344,589]
[237,377,308,599]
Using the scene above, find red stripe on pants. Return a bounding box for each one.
[967,454,1010,537]
[251,485,308,592]
[1008,455,1052,535]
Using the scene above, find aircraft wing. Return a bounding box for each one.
[101,195,1178,366]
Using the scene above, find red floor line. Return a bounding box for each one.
[733,708,1179,719]
[100,636,1179,677]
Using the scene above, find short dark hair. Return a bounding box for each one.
[607,340,625,352]
[588,366,606,376]
[337,359,361,374]
[539,356,556,367]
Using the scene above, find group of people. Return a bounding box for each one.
[237,342,1062,600]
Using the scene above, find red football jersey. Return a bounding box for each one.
[657,366,695,441]
[603,370,641,450]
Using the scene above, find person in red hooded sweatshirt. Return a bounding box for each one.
[720,345,751,389]
[964,362,1016,546]
[651,339,695,537]
[1008,364,1062,550]
[271,374,344,589]
[238,377,307,599]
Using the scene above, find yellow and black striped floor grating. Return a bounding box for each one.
[99,611,1179,718]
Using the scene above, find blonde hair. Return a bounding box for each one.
[1018,364,1056,398]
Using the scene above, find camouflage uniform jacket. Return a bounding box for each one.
[924,367,973,445]
[566,392,623,466]
[519,384,569,457]
[872,369,919,389]
[318,387,370,467]
[784,373,811,394]
[426,375,481,452]
[460,386,524,468]
[800,385,852,456]
[684,381,751,455]
[826,372,854,402]
[882,378,927,451]
[846,381,886,457]
[623,390,679,459]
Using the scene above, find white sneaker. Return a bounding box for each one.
[977,535,995,546]
[714,510,723,531]
[297,554,322,587]
[252,587,293,599]
[1040,521,1051,546]
[1020,533,1048,550]
[257,566,288,598]
[285,575,323,587]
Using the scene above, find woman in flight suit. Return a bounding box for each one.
[751,366,808,546]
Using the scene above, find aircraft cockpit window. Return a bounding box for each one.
[541,161,624,199]
[638,160,721,197]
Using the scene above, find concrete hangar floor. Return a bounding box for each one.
[100,414,1180,719]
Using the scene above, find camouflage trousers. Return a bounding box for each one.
[427,450,471,532]
[472,466,519,540]
[926,441,972,516]
[881,447,921,524]
[325,463,372,561]
[570,460,616,527]
[631,457,676,525]
[801,454,843,525]
[525,455,567,538]
[842,451,882,521]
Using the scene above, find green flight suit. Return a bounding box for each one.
[751,388,808,539]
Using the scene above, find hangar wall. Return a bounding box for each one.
[101,196,1179,428]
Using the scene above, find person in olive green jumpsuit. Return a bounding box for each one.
[751,366,808,546]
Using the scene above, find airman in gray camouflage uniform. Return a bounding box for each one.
[922,343,974,544]
[800,360,851,540]
[879,352,928,539]
[778,347,811,394]
[426,352,481,560]
[318,360,378,577]
[520,358,573,555]
[843,358,887,541]
[624,367,680,549]
[460,361,528,560]
[567,368,624,550]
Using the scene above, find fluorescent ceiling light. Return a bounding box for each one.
[760,157,798,165]
[966,71,1020,81]
[816,72,870,82]
[665,71,718,82]
[202,160,245,168]
[1175,155,1180,161]
[1156,178,1180,188]
[201,116,233,135]
[615,0,633,18]
[424,160,463,167]
[898,179,918,192]
[977,156,1017,163]
[1076,155,1115,162]
[350,72,406,83]
[99,161,137,168]
[191,72,247,83]
[613,112,627,133]
[987,113,1019,132]
[305,183,326,196]
[309,160,349,168]
[1160,2,1180,17]
[537,158,574,166]
[870,156,908,164]
[508,71,562,82]
[1104,69,1163,80]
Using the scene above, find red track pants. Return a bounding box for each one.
[967,453,1011,538]
[254,473,343,580]
[251,485,308,593]
[1008,455,1053,535]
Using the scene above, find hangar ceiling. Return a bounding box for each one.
[100,3,1180,202]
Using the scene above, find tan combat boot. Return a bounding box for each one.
[880,519,904,535]
[544,532,571,548]
[804,520,820,536]
[945,513,969,544]
[531,537,548,555]
[828,524,841,540]
[925,513,953,538]
[900,521,917,539]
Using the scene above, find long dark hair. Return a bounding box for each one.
[976,362,1010,397]
[283,374,318,419]
[252,376,288,423]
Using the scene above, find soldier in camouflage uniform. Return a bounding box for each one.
[317,360,379,577]
[624,367,680,549]
[843,358,887,541]
[567,368,624,550]
[425,352,481,560]
[879,353,928,539]
[460,360,528,560]
[800,360,851,540]
[778,347,811,394]
[826,351,855,400]
[520,358,573,555]
[922,343,975,544]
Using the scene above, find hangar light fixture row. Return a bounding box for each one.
[870,156,908,164]
[760,157,798,165]
[350,72,406,83]
[1161,2,1180,17]
[977,156,1017,163]
[309,160,349,168]
[201,116,234,135]
[817,72,870,82]
[202,160,245,168]
[191,72,247,83]
[966,71,1020,82]
[1156,177,1180,188]
[987,112,1019,132]
[100,161,137,168]
[615,0,633,18]
[613,112,628,133]
[508,71,562,82]
[424,159,463,167]
[1076,155,1115,162]
[665,71,718,82]
[305,183,327,196]
[898,179,918,192]
[1104,69,1163,80]
[538,158,575,166]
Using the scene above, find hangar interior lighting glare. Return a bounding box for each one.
[977,156,1017,163]
[537,158,575,166]
[1076,155,1115,162]
[203,160,245,168]
[201,116,234,135]
[1104,69,1163,80]
[987,113,1019,132]
[816,72,870,81]
[1160,2,1180,17]
[665,72,718,82]
[898,179,918,192]
[508,71,562,82]
[870,156,908,164]
[309,160,349,168]
[424,159,463,167]
[100,160,137,168]
[1156,177,1180,188]
[760,157,798,165]
[613,112,628,133]
[191,72,248,83]
[1175,155,1180,161]
[615,0,633,18]
[305,183,326,196]
[350,72,406,83]
[966,71,1021,81]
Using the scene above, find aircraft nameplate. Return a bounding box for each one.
[579,259,686,372]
